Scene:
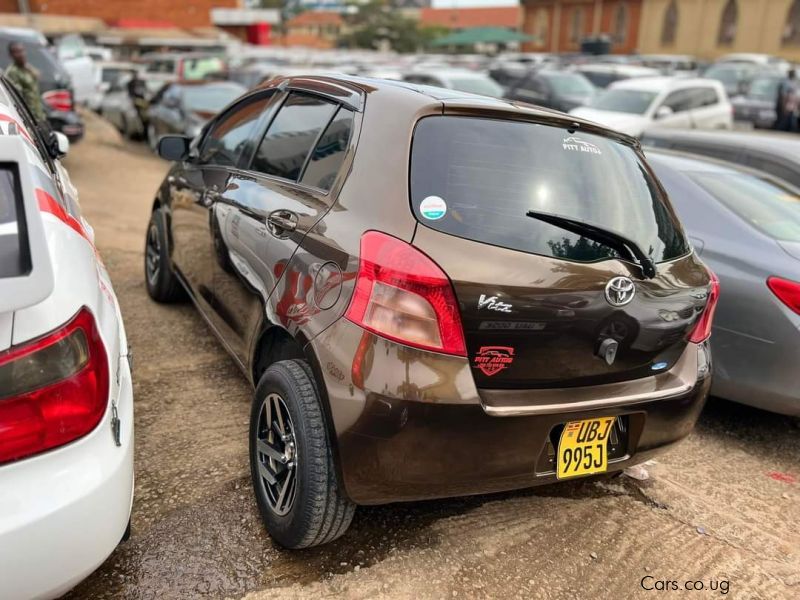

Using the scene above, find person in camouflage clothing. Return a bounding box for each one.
[5,42,47,123]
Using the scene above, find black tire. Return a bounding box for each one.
[144,208,184,302]
[250,359,355,549]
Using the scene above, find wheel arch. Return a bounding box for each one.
[251,325,348,499]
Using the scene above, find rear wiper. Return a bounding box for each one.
[525,209,657,279]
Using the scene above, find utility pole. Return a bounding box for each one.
[18,0,33,27]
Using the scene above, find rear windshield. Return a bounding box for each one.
[689,172,800,242]
[410,116,690,264]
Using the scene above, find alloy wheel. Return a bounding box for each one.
[145,221,161,285]
[255,392,298,516]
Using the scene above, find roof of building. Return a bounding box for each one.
[286,11,344,29]
[419,7,521,30]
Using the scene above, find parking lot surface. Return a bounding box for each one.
[66,114,799,600]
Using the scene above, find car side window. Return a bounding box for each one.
[299,107,354,192]
[662,89,692,113]
[692,87,719,108]
[199,93,272,168]
[250,92,338,182]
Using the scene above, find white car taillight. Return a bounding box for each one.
[0,307,109,465]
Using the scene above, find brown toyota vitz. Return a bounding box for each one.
[145,75,718,548]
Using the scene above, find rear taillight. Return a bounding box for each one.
[0,308,109,465]
[767,276,800,315]
[42,88,73,112]
[345,231,467,356]
[689,269,720,343]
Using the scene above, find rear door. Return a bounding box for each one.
[409,114,710,389]
[655,89,694,129]
[688,86,729,129]
[210,91,357,364]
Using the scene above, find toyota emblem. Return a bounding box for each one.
[605,276,635,307]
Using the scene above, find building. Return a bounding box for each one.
[284,10,345,49]
[419,6,522,31]
[638,0,800,61]
[0,0,240,28]
[521,0,642,54]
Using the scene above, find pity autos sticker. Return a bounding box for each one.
[562,136,602,155]
[473,346,515,377]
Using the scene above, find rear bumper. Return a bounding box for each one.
[308,318,711,505]
[0,357,134,600]
[47,111,85,143]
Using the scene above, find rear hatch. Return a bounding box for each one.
[409,114,710,389]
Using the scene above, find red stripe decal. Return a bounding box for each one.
[0,113,36,145]
[36,188,90,242]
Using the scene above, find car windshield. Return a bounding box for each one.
[689,172,800,242]
[589,89,658,114]
[544,73,595,97]
[447,76,503,98]
[410,116,690,264]
[747,77,780,99]
[182,85,244,113]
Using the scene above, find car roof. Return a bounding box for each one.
[611,76,720,91]
[257,74,641,147]
[642,128,800,158]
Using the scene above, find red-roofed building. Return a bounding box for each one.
[419,6,522,31]
[284,10,345,49]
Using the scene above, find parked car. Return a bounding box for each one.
[140,52,227,84]
[0,28,84,142]
[702,61,772,98]
[570,64,660,89]
[100,71,163,140]
[639,54,700,76]
[570,77,732,137]
[145,80,246,149]
[402,69,504,97]
[716,53,790,74]
[640,129,800,188]
[0,76,133,598]
[88,61,140,112]
[647,149,800,416]
[52,33,98,106]
[146,75,716,548]
[729,74,782,128]
[504,69,596,112]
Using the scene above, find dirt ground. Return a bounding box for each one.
[65,114,799,600]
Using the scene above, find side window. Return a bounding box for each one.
[199,94,272,167]
[693,87,719,107]
[250,93,338,182]
[662,89,692,113]
[299,107,354,191]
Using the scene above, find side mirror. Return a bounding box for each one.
[157,135,192,161]
[655,105,674,120]
[49,131,69,158]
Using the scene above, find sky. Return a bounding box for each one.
[432,0,519,7]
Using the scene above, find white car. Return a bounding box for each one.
[0,78,133,599]
[402,68,505,98]
[570,77,732,138]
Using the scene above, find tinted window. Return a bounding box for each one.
[410,117,689,264]
[689,172,800,241]
[299,107,354,191]
[200,94,272,167]
[251,93,337,182]
[0,165,30,278]
[689,87,719,108]
[662,89,693,112]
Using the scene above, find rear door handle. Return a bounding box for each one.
[266,210,297,236]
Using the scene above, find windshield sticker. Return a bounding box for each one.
[419,195,447,220]
[473,346,515,377]
[562,136,602,155]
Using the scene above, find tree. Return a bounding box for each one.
[339,0,447,53]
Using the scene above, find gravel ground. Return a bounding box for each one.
[65,113,799,600]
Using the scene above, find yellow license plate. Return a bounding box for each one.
[557,417,616,479]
